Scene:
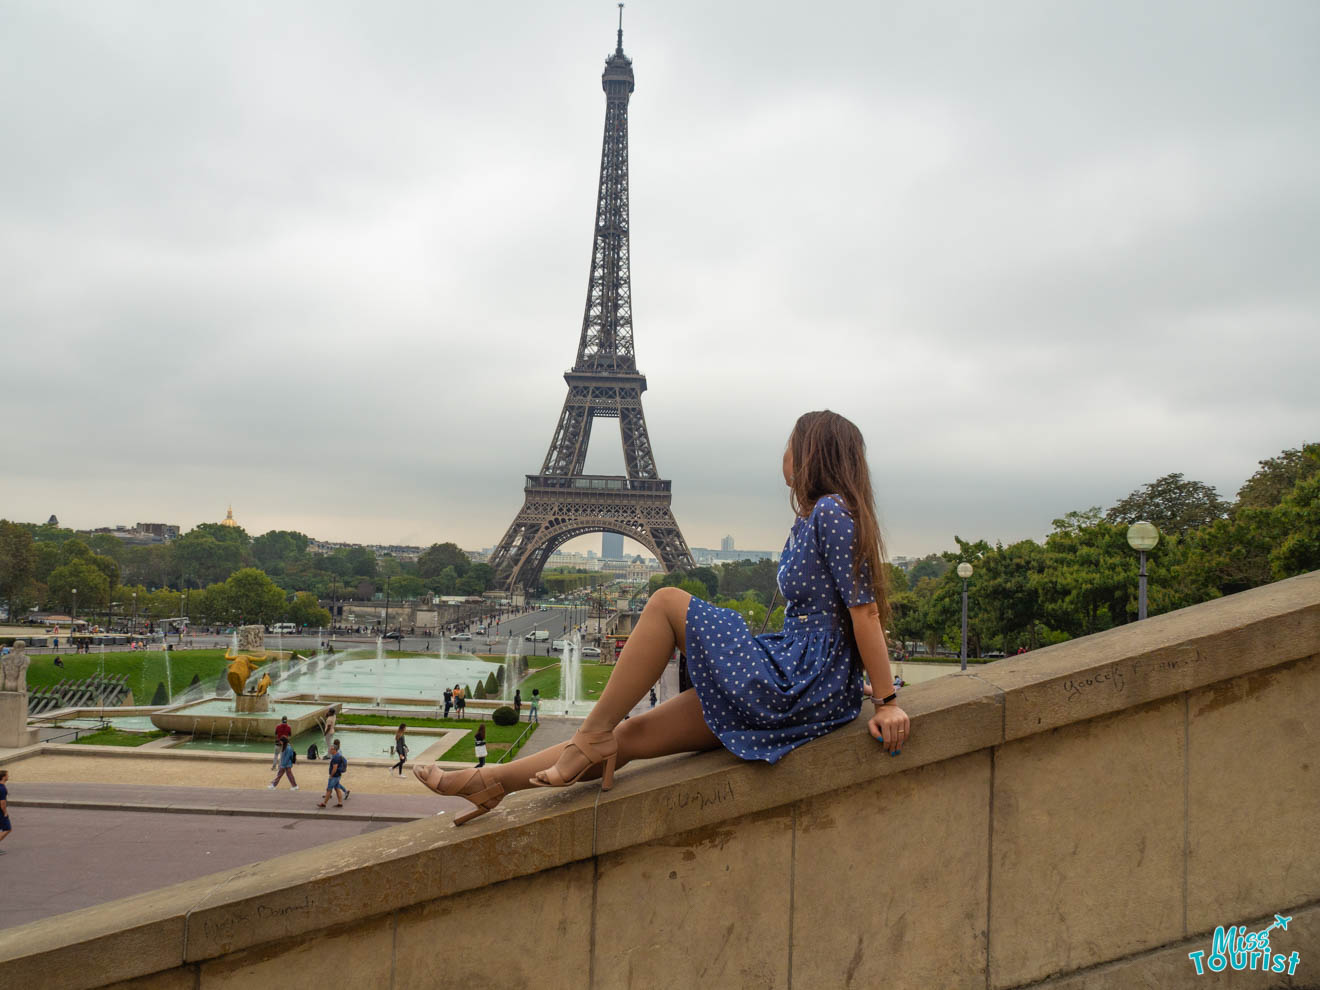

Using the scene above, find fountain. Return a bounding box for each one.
[375,636,385,706]
[163,643,173,703]
[150,625,327,738]
[501,635,518,702]
[560,632,584,715]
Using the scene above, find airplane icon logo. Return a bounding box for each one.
[1257,914,1292,937]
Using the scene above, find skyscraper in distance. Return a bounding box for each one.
[602,532,624,559]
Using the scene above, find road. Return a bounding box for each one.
[147,605,602,658]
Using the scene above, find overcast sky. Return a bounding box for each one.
[2,1,1316,559]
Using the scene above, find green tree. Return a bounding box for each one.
[286,591,332,628]
[151,681,169,705]
[0,520,37,619]
[427,566,458,596]
[252,530,310,571]
[906,554,950,584]
[418,543,470,579]
[385,576,427,600]
[484,672,498,695]
[1269,473,1320,578]
[466,562,495,592]
[33,541,61,584]
[171,531,244,587]
[47,559,111,614]
[1235,442,1320,511]
[1034,510,1139,635]
[1105,473,1229,536]
[717,558,779,603]
[217,568,286,626]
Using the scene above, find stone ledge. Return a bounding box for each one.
[0,572,1316,987]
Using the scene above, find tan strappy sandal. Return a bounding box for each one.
[413,765,505,825]
[528,728,618,791]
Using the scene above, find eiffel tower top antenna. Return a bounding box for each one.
[616,3,624,55]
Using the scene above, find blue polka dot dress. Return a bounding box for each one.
[684,494,875,764]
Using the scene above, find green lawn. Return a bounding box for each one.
[516,662,614,701]
[25,649,233,705]
[337,714,536,763]
[70,727,169,747]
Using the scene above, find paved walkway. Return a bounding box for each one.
[0,806,411,930]
[7,781,455,822]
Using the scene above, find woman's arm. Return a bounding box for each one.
[849,602,911,755]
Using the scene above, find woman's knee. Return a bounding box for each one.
[648,586,691,635]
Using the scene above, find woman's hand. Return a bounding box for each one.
[869,703,910,756]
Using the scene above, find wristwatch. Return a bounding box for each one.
[872,692,897,707]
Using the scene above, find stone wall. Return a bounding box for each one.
[2,572,1318,989]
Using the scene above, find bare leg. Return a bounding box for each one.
[583,586,690,731]
[479,689,719,798]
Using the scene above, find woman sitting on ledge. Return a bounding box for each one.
[415,410,911,825]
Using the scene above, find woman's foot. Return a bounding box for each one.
[413,765,505,826]
[529,728,618,790]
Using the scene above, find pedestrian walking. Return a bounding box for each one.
[0,770,11,851]
[443,687,453,719]
[513,689,522,721]
[268,738,298,790]
[318,741,350,807]
[391,724,408,776]
[320,704,338,758]
[529,689,540,724]
[271,716,291,770]
[474,724,487,768]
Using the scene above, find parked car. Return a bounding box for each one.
[581,646,601,658]
[451,632,472,641]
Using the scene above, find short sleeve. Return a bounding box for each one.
[813,495,875,608]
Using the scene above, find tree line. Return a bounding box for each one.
[650,442,1319,657]
[0,520,501,627]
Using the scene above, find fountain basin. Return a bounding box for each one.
[234,694,271,714]
[150,699,330,739]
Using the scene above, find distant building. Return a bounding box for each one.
[602,532,623,559]
[47,514,59,527]
[691,547,780,565]
[720,534,735,552]
[136,523,180,540]
[220,505,239,528]
[90,522,180,545]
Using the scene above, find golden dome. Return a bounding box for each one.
[221,505,238,528]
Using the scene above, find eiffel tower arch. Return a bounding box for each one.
[489,15,694,595]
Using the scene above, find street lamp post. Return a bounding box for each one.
[1126,521,1160,620]
[132,592,137,636]
[957,563,974,671]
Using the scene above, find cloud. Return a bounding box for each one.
[1,1,1316,559]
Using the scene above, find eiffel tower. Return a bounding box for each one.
[489,12,694,595]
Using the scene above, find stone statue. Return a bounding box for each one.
[1,641,30,694]
[237,625,265,652]
[226,653,267,696]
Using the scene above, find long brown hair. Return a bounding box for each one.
[787,410,890,626]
